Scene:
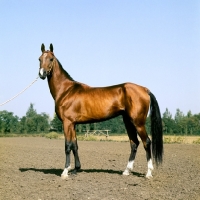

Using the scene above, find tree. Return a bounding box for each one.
[174,109,185,134]
[19,116,27,133]
[26,103,37,118]
[163,108,172,119]
[0,110,20,133]
[50,113,63,132]
[187,110,192,118]
[20,103,50,133]
[162,108,174,134]
[193,113,200,134]
[35,113,50,132]
[175,109,184,123]
[25,103,38,133]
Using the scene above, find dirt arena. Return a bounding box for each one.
[0,137,200,200]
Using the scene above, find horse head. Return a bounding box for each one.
[39,43,55,80]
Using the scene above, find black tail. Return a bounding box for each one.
[149,92,163,165]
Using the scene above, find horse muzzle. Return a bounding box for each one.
[39,68,47,80]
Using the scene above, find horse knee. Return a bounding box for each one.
[65,141,73,153]
[144,138,151,150]
[131,142,139,152]
[129,140,139,161]
[135,140,140,147]
[144,137,152,161]
[65,140,79,154]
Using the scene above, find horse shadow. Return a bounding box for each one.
[19,168,63,176]
[82,169,144,177]
[19,167,145,177]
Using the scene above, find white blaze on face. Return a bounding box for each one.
[43,53,48,58]
[39,53,48,76]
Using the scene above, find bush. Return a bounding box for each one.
[77,135,97,141]
[173,136,185,144]
[163,137,172,144]
[45,132,60,139]
[163,136,185,144]
[0,133,17,137]
[193,138,200,144]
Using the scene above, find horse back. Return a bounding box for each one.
[56,81,150,123]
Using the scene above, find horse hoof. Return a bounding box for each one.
[70,169,77,175]
[75,166,81,170]
[122,171,130,176]
[61,174,68,180]
[146,174,153,179]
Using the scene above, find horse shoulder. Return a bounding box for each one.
[55,82,91,119]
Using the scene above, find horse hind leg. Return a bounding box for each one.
[135,124,154,178]
[122,116,140,176]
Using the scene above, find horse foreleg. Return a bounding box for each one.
[72,138,81,171]
[61,121,81,179]
[61,140,72,179]
[61,121,74,179]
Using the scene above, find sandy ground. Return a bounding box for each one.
[0,137,200,200]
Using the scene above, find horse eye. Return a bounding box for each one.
[50,58,53,62]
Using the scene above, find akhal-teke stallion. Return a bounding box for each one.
[38,44,163,179]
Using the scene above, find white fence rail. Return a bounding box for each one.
[84,130,110,137]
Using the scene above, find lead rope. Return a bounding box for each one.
[0,76,39,107]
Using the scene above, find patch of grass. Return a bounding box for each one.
[0,133,17,137]
[193,138,200,144]
[0,133,46,137]
[45,132,60,139]
[173,136,185,144]
[163,136,185,144]
[163,136,172,144]
[99,139,113,142]
[77,135,97,141]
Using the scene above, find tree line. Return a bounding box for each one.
[0,104,200,135]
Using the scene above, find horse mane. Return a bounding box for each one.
[56,59,75,81]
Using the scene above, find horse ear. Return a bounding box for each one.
[50,43,53,52]
[41,44,45,52]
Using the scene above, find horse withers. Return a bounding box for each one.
[38,44,163,179]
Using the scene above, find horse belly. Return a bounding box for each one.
[78,98,124,122]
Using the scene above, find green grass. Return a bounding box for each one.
[193,138,200,144]
[45,132,60,139]
[0,133,46,137]
[163,136,185,144]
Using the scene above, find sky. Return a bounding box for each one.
[0,0,200,119]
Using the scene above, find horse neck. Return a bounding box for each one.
[47,59,73,100]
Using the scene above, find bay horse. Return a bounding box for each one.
[38,44,163,179]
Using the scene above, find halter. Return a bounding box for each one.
[43,51,55,75]
[47,57,55,75]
